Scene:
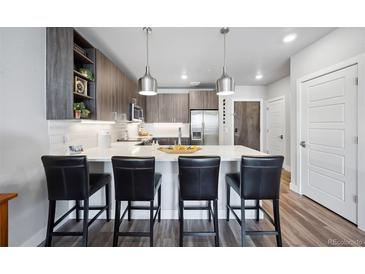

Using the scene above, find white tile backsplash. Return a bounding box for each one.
[48,120,119,154]
[48,121,191,154]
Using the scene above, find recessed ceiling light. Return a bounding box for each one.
[190,81,200,86]
[181,74,188,80]
[283,33,297,43]
[255,73,263,80]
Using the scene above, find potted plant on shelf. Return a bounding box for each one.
[78,68,94,81]
[73,102,91,119]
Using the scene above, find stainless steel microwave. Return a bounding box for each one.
[128,103,144,122]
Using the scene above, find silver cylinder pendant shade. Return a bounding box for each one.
[138,27,158,96]
[216,27,235,96]
[216,67,235,96]
[138,66,157,96]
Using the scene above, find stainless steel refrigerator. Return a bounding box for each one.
[190,110,219,145]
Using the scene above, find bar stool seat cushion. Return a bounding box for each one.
[225,173,240,194]
[154,173,162,193]
[90,173,111,195]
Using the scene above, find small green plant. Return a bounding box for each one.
[78,68,94,81]
[73,102,91,118]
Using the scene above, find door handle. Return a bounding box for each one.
[279,135,283,140]
[300,141,306,148]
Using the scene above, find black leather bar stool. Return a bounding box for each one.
[111,156,162,247]
[225,155,284,247]
[41,156,111,247]
[178,156,221,247]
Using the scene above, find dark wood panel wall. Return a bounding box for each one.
[46,28,74,119]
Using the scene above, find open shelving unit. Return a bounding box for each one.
[46,28,98,120]
[72,30,96,119]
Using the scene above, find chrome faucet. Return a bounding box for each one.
[178,127,182,146]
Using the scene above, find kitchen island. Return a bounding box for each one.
[83,143,267,219]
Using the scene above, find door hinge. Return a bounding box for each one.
[354,195,358,204]
[355,77,359,86]
[355,136,359,144]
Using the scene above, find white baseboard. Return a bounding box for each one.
[20,217,72,247]
[20,227,47,247]
[290,182,299,194]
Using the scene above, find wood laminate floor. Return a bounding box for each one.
[50,180,365,247]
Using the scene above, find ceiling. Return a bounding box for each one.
[77,27,334,87]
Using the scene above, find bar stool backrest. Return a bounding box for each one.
[178,156,221,200]
[41,156,89,200]
[112,156,155,201]
[240,156,284,199]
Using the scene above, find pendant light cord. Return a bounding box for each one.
[223,32,226,70]
[146,29,149,68]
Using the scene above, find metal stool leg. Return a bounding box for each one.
[105,184,111,222]
[255,199,260,222]
[179,200,184,247]
[82,199,89,247]
[273,199,282,247]
[240,198,246,247]
[75,200,80,222]
[149,200,154,247]
[226,183,230,221]
[128,201,132,221]
[45,200,56,247]
[113,201,121,247]
[213,199,219,247]
[158,187,161,222]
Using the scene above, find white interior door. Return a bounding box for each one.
[300,65,358,223]
[267,98,285,157]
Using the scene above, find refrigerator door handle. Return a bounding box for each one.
[202,121,205,145]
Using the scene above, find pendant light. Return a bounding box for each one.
[216,27,235,96]
[138,27,158,96]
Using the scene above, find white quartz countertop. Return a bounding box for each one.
[82,142,267,162]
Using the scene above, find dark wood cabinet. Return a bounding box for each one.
[189,91,205,110]
[157,94,189,123]
[158,94,173,122]
[96,50,145,121]
[204,91,219,109]
[46,28,144,121]
[175,94,189,122]
[46,27,97,120]
[145,95,159,123]
[96,50,113,120]
[146,93,188,123]
[189,90,218,110]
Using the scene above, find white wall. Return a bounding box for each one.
[0,28,68,246]
[219,86,267,150]
[266,76,290,169]
[290,28,365,230]
[290,28,365,188]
